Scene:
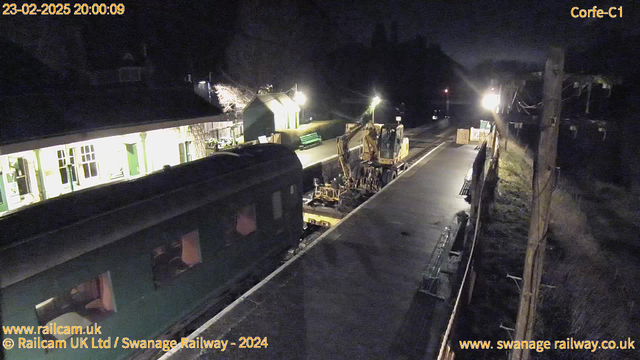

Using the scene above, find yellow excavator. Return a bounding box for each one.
[304,120,409,227]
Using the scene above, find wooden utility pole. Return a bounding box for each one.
[510,47,564,360]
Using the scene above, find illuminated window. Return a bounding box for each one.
[34,272,116,341]
[57,149,78,185]
[13,157,31,195]
[179,141,192,164]
[224,204,257,244]
[80,145,99,178]
[152,230,201,287]
[236,204,257,236]
[272,191,283,220]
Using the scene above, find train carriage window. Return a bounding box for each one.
[224,204,257,244]
[236,204,257,236]
[152,230,202,287]
[34,272,116,341]
[272,191,283,220]
[287,184,299,208]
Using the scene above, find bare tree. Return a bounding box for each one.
[224,0,334,92]
[213,83,254,114]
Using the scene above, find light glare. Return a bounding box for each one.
[481,94,500,111]
[294,91,307,105]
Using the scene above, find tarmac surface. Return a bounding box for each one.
[163,141,477,360]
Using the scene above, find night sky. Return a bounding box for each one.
[1,0,638,73]
[316,0,639,68]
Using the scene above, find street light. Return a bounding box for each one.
[371,96,381,123]
[289,84,307,125]
[294,91,306,105]
[444,88,449,116]
[293,89,307,126]
[482,93,500,112]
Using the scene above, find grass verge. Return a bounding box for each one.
[458,142,639,360]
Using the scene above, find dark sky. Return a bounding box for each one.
[1,0,637,76]
[316,0,639,69]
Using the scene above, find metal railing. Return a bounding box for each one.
[420,226,452,298]
[437,130,501,360]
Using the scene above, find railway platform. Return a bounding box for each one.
[295,132,363,169]
[163,142,478,360]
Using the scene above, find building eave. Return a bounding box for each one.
[0,114,230,156]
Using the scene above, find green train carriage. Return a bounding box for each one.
[0,144,303,360]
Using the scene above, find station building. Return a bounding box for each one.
[242,92,301,142]
[0,86,236,216]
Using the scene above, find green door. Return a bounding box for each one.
[126,144,140,176]
[0,176,8,212]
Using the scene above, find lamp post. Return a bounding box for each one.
[371,95,381,123]
[444,88,449,116]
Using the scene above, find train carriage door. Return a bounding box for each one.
[126,143,140,176]
[272,190,284,235]
[284,183,301,238]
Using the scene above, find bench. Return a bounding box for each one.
[299,132,322,149]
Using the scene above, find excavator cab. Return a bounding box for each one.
[377,124,409,165]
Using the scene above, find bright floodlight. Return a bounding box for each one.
[372,96,381,107]
[294,91,307,105]
[444,88,449,94]
[481,94,500,111]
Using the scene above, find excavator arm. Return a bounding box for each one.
[336,121,379,184]
[336,123,361,185]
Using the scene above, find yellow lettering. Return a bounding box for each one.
[571,7,579,18]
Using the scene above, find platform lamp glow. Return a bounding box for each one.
[444,88,450,116]
[294,91,306,125]
[371,96,381,123]
[294,91,306,105]
[481,93,500,112]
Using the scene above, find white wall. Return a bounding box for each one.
[0,121,228,216]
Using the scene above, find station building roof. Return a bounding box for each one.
[0,40,223,155]
[1,85,223,154]
[246,93,300,114]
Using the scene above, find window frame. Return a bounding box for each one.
[179,141,193,164]
[57,148,79,186]
[224,202,258,246]
[14,157,31,195]
[151,229,203,288]
[34,271,116,344]
[80,144,99,180]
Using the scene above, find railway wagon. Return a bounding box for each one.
[0,144,303,360]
